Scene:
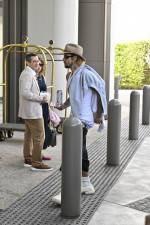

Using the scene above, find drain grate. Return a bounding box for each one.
[0,118,150,225]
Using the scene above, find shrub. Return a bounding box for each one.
[114,41,150,89]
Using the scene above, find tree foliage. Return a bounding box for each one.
[114,41,150,89]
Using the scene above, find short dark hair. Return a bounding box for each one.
[26,53,37,62]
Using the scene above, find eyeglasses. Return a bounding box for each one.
[63,55,74,59]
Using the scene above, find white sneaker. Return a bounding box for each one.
[52,184,95,204]
[81,184,95,194]
[52,192,61,204]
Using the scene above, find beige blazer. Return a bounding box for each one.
[18,67,43,119]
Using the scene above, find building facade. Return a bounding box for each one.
[0,0,115,123]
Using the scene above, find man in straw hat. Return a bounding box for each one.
[52,43,107,204]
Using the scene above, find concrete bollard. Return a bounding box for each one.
[114,76,122,99]
[107,99,121,165]
[61,117,82,218]
[129,91,140,140]
[142,85,150,125]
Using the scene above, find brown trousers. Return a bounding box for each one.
[23,118,45,167]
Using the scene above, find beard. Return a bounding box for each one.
[64,64,70,68]
[64,61,73,69]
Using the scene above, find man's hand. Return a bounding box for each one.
[55,103,64,110]
[94,117,102,124]
[41,96,47,103]
[54,99,70,110]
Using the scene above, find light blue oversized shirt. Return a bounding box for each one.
[68,64,107,132]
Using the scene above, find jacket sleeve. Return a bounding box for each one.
[82,69,107,116]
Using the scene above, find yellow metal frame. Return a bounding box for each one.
[46,40,68,119]
[0,36,55,123]
[33,40,69,119]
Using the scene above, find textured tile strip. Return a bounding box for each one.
[0,118,150,225]
[126,197,150,213]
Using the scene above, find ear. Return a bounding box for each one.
[26,61,30,66]
[73,55,77,61]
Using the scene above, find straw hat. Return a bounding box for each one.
[63,43,86,61]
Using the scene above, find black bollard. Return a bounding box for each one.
[142,85,150,125]
[129,91,140,140]
[61,117,82,218]
[107,99,121,165]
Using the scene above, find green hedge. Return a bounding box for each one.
[114,41,150,89]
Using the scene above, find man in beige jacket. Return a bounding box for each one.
[18,53,53,171]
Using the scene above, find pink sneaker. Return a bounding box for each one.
[42,156,51,160]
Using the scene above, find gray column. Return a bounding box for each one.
[3,0,16,123]
[28,0,78,118]
[79,0,115,103]
[3,0,28,123]
[16,0,28,123]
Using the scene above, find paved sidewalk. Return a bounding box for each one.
[0,90,150,225]
[88,131,150,225]
[88,90,150,225]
